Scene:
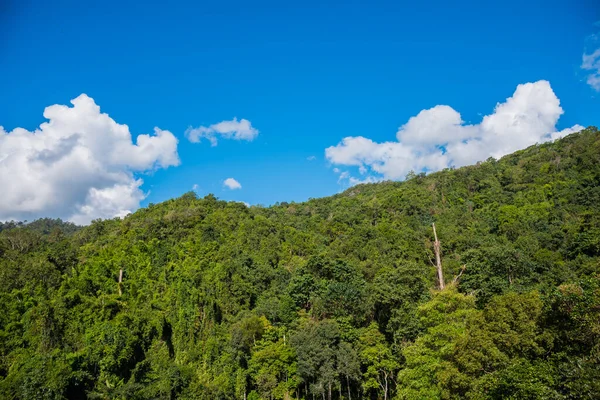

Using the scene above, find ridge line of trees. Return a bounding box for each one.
[0,127,598,399]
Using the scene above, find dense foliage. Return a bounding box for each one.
[0,127,599,399]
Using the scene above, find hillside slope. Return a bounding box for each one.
[1,127,599,399]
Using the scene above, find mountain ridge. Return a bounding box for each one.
[0,127,599,399]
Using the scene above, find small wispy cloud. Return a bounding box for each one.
[223,177,242,190]
[348,175,381,186]
[582,48,600,91]
[582,26,600,91]
[307,155,316,161]
[337,171,350,183]
[186,118,258,145]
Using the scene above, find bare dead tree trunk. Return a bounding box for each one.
[118,268,123,296]
[432,223,445,290]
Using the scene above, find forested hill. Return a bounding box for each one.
[1,127,599,400]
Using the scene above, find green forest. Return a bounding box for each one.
[1,127,599,400]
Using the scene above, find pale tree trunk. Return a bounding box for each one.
[432,223,445,290]
[452,265,467,285]
[118,268,123,295]
[383,371,388,400]
[378,371,388,400]
[347,375,351,400]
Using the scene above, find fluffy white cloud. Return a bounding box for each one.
[0,94,180,224]
[186,118,258,146]
[223,177,242,190]
[326,81,584,183]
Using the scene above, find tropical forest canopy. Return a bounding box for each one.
[0,127,599,399]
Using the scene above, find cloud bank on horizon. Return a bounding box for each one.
[326,80,584,184]
[0,95,180,224]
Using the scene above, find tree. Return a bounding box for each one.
[248,326,298,400]
[396,289,477,399]
[359,323,398,400]
[337,342,360,400]
[291,319,340,400]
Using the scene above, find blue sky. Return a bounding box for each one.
[1,0,599,223]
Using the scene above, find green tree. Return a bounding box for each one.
[359,323,398,400]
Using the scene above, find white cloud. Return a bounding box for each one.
[192,184,199,191]
[582,31,600,91]
[326,80,583,182]
[335,168,380,187]
[186,118,258,145]
[549,124,586,141]
[307,155,316,161]
[337,171,350,183]
[0,94,180,224]
[582,48,600,91]
[223,177,242,190]
[348,175,380,186]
